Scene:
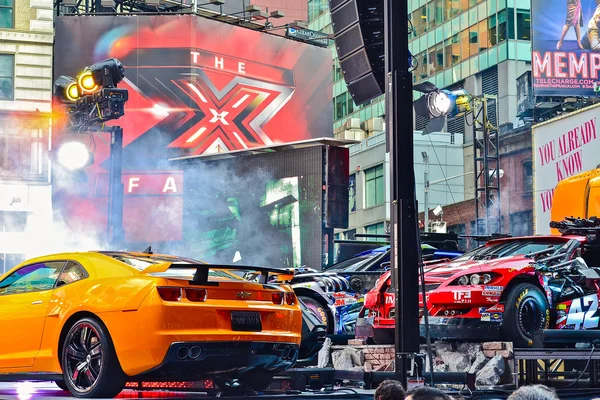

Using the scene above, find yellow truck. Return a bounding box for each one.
[551,168,600,231]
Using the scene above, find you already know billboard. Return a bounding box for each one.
[533,104,600,234]
[532,0,600,95]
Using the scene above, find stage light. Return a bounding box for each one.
[57,141,93,170]
[427,91,452,118]
[53,75,80,103]
[413,82,472,134]
[88,58,125,88]
[78,71,98,94]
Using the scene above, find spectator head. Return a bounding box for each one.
[374,380,406,400]
[507,385,559,400]
[405,386,452,400]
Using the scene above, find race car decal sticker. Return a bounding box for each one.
[482,290,503,297]
[481,313,491,322]
[452,290,472,303]
[565,294,600,330]
[484,286,504,291]
[485,304,505,313]
[490,313,503,322]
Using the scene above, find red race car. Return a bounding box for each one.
[359,222,600,347]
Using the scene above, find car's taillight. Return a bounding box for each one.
[185,288,207,302]
[157,287,182,301]
[272,292,284,305]
[285,292,296,306]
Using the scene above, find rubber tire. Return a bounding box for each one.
[61,317,126,398]
[298,295,333,334]
[501,283,549,348]
[55,381,68,391]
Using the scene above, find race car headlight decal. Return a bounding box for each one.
[452,273,499,286]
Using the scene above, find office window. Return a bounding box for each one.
[444,34,461,67]
[429,43,444,74]
[427,0,443,30]
[497,9,514,42]
[445,0,461,20]
[365,222,386,236]
[308,0,329,22]
[517,10,530,40]
[335,93,347,120]
[478,19,490,51]
[416,51,428,79]
[460,29,470,60]
[413,6,428,35]
[347,95,354,115]
[510,211,533,237]
[488,15,498,46]
[469,25,479,55]
[523,159,533,195]
[0,54,14,101]
[0,0,13,29]
[365,164,384,208]
[349,174,356,212]
[0,125,45,180]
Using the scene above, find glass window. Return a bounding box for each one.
[347,95,354,115]
[488,14,498,46]
[0,262,65,295]
[349,173,356,212]
[478,19,490,51]
[413,6,428,35]
[427,0,444,29]
[365,164,385,208]
[445,0,461,20]
[460,29,470,60]
[523,160,532,195]
[365,222,386,236]
[429,43,444,74]
[308,0,329,22]
[416,51,428,79]
[335,93,347,120]
[0,0,13,29]
[469,25,479,55]
[516,10,530,40]
[509,212,534,237]
[444,34,461,67]
[0,54,14,101]
[56,261,88,287]
[497,9,514,42]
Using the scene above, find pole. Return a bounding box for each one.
[385,0,420,388]
[108,126,125,247]
[424,159,429,233]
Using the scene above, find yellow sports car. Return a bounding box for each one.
[0,250,302,398]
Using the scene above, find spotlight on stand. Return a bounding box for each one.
[57,141,94,170]
[53,75,80,103]
[87,58,125,88]
[413,81,472,134]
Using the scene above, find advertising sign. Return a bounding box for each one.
[53,15,333,252]
[533,104,600,234]
[286,27,329,47]
[532,0,600,96]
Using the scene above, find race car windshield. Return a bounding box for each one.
[453,239,566,262]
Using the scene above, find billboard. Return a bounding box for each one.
[52,15,333,254]
[533,104,600,234]
[532,0,600,96]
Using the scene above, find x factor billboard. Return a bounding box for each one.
[53,15,333,260]
[532,0,600,95]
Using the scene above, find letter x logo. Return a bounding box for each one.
[166,78,291,154]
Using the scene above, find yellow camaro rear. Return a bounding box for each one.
[0,251,302,398]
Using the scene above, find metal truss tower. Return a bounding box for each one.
[473,94,501,235]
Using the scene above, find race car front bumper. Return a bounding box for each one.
[420,317,502,341]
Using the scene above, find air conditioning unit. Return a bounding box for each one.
[336,129,365,141]
[344,118,361,130]
[364,117,384,134]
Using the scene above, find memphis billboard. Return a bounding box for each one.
[532,0,600,95]
[52,15,333,255]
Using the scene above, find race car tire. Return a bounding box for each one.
[61,317,125,398]
[502,283,549,348]
[298,295,333,334]
[54,380,68,391]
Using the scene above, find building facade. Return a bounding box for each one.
[0,0,53,272]
[340,130,465,239]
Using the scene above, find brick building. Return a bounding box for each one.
[420,125,533,250]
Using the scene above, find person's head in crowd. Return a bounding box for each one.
[507,384,559,400]
[405,386,452,400]
[374,380,406,400]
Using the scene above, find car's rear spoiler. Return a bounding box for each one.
[141,262,294,285]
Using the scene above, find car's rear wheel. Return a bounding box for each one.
[61,317,125,398]
[298,295,332,333]
[502,283,549,347]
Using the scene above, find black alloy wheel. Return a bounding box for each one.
[502,283,549,347]
[61,317,125,398]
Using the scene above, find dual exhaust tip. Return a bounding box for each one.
[176,345,202,360]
